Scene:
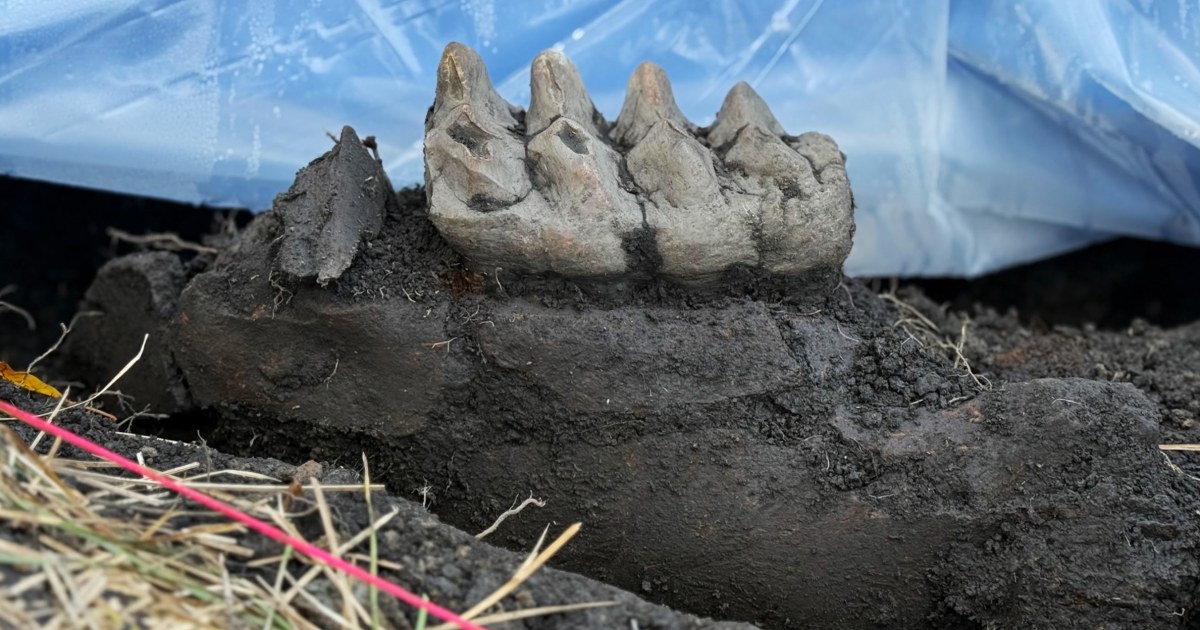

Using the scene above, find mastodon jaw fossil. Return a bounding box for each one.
[423,42,855,284]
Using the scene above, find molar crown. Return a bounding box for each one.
[423,43,855,285]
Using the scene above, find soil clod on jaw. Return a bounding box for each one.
[424,42,855,285]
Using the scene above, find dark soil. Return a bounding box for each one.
[0,380,752,629]
[5,174,1200,629]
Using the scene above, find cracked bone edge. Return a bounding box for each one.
[611,61,692,146]
[527,49,604,137]
[274,125,389,286]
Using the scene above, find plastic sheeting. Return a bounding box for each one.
[1,0,1197,276]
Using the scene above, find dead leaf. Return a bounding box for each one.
[0,361,62,398]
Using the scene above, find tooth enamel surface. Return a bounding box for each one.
[628,120,756,279]
[611,62,692,146]
[725,123,814,193]
[527,50,601,137]
[425,109,531,206]
[423,43,855,284]
[708,81,787,148]
[626,120,719,208]
[527,117,641,276]
[431,42,518,131]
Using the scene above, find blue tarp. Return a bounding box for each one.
[2,0,1197,276]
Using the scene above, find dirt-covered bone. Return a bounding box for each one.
[424,42,855,284]
[67,176,1200,628]
[274,125,390,286]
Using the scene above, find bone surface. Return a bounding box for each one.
[424,42,855,284]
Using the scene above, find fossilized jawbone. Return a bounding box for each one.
[424,42,854,285]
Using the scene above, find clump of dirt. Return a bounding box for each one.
[54,158,1200,629]
[892,286,1200,447]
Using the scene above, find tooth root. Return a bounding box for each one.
[527,50,602,137]
[430,42,518,132]
[611,62,691,146]
[708,81,787,148]
[626,120,719,209]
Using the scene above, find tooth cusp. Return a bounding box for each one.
[611,62,692,146]
[709,81,787,149]
[528,50,602,137]
[431,42,518,132]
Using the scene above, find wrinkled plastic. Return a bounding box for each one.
[1,0,1197,276]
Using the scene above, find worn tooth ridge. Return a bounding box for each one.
[611,61,692,146]
[423,43,855,284]
[527,49,602,137]
[430,42,518,131]
[709,81,787,148]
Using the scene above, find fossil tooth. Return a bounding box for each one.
[430,42,518,131]
[422,43,855,284]
[424,43,540,273]
[627,120,720,209]
[425,43,530,208]
[629,120,756,279]
[525,117,642,276]
[611,62,691,146]
[708,81,787,148]
[527,49,602,137]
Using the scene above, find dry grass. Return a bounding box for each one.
[0,413,612,628]
[880,288,993,392]
[0,422,292,628]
